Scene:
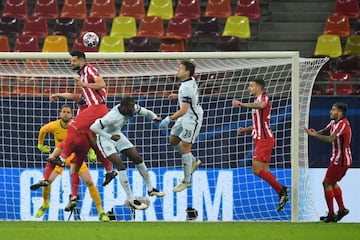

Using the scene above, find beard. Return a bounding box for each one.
[72,65,80,71]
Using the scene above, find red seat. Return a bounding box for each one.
[72,32,99,52]
[127,37,152,52]
[60,0,87,19]
[333,0,360,19]
[32,0,59,19]
[234,0,261,20]
[325,72,353,95]
[323,15,350,38]
[174,0,201,20]
[2,0,28,20]
[0,16,21,38]
[159,37,186,52]
[81,17,107,38]
[119,0,145,19]
[137,16,164,38]
[216,36,241,51]
[14,36,40,52]
[336,55,360,77]
[12,85,41,96]
[165,17,192,40]
[89,0,116,19]
[53,17,79,39]
[0,35,10,52]
[204,0,232,18]
[193,16,222,38]
[22,16,48,39]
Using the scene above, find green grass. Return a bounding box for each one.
[1,222,360,240]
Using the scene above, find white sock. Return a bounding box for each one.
[182,152,192,183]
[118,170,133,200]
[136,162,153,191]
[174,144,196,162]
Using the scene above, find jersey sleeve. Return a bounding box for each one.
[37,122,53,144]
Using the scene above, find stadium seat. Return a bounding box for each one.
[159,37,186,52]
[336,55,360,77]
[2,0,28,20]
[325,72,353,95]
[60,0,87,19]
[234,0,261,20]
[222,16,251,39]
[119,0,145,19]
[99,36,125,52]
[313,34,342,58]
[127,36,152,52]
[323,15,350,38]
[14,36,40,52]
[12,85,41,96]
[0,35,10,52]
[137,16,164,38]
[147,0,174,20]
[72,32,99,52]
[53,17,79,39]
[204,0,232,19]
[22,16,48,39]
[110,16,137,39]
[0,16,21,38]
[193,16,222,38]
[344,35,360,56]
[165,17,192,40]
[32,0,59,19]
[333,0,360,19]
[42,35,69,52]
[216,36,241,51]
[81,17,107,38]
[89,0,116,19]
[174,0,201,20]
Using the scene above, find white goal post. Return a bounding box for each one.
[0,52,327,222]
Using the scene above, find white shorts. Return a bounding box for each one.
[170,117,202,144]
[96,133,134,157]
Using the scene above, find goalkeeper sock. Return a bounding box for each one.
[182,153,192,183]
[333,187,345,211]
[257,169,283,195]
[118,170,133,200]
[136,162,153,191]
[42,185,51,206]
[325,189,335,215]
[88,184,103,213]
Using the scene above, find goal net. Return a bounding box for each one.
[0,52,327,222]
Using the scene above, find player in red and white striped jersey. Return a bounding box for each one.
[305,102,352,222]
[232,79,289,212]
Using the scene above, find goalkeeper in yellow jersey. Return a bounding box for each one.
[31,104,110,221]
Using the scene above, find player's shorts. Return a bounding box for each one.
[54,153,89,175]
[71,104,108,131]
[253,138,275,162]
[323,162,349,184]
[170,117,202,144]
[96,133,134,157]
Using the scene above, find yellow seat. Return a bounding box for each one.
[314,34,342,58]
[344,35,360,56]
[42,35,69,52]
[147,0,173,20]
[99,36,125,52]
[222,16,251,39]
[109,16,137,39]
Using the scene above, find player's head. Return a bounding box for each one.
[119,97,135,116]
[70,50,86,71]
[59,104,73,123]
[330,102,347,120]
[177,60,195,81]
[248,79,265,96]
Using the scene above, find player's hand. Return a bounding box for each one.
[304,127,317,136]
[232,100,242,107]
[152,116,162,123]
[50,94,59,102]
[37,144,51,153]
[237,128,246,135]
[159,116,171,128]
[168,93,178,100]
[111,134,121,141]
[88,148,97,162]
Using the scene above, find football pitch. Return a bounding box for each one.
[1,221,360,240]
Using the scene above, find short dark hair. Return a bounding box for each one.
[181,60,195,76]
[70,50,86,59]
[252,79,265,90]
[60,104,73,111]
[120,97,135,107]
[333,102,348,116]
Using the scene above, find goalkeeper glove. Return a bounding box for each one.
[88,148,97,162]
[159,116,171,128]
[37,144,51,153]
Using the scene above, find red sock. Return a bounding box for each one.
[43,162,54,179]
[333,187,345,211]
[71,172,80,198]
[257,169,283,195]
[325,189,335,215]
[92,144,112,172]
